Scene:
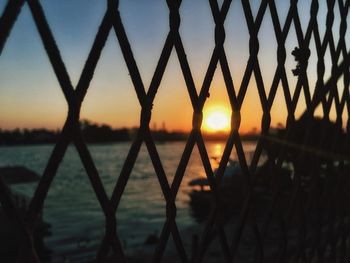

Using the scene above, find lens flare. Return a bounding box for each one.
[203,107,230,132]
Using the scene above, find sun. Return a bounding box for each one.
[203,106,230,132]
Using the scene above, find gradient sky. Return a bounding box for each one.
[0,0,346,132]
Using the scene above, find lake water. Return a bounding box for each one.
[0,141,257,262]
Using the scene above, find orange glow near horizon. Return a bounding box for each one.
[203,105,231,133]
[1,1,345,135]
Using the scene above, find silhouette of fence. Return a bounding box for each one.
[0,0,349,262]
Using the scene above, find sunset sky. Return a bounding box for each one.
[0,0,344,133]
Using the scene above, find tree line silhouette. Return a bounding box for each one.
[0,120,189,145]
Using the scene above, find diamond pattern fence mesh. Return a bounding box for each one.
[0,0,350,262]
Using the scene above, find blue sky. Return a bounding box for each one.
[0,0,347,131]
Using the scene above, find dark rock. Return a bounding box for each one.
[144,234,159,245]
[0,166,40,185]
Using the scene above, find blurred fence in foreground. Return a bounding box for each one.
[0,0,350,262]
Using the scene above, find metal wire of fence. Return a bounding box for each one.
[0,0,349,262]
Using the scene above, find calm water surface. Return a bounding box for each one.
[0,141,257,262]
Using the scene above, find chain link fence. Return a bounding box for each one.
[0,0,350,262]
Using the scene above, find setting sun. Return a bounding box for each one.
[203,106,231,132]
